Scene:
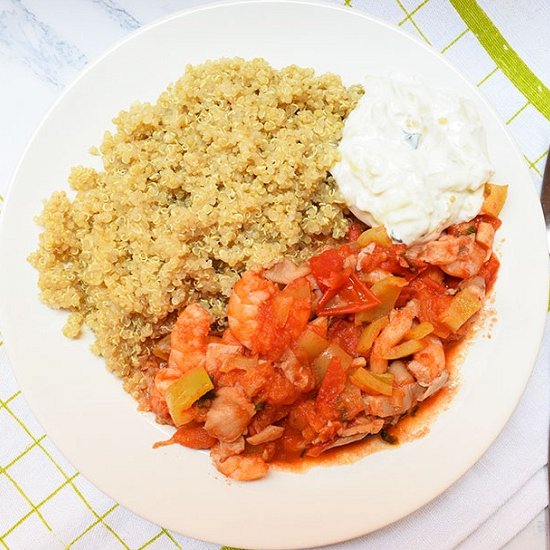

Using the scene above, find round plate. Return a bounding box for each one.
[0,2,548,548]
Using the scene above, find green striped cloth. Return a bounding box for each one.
[1,1,548,549]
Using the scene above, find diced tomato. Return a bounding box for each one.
[478,213,502,231]
[315,357,347,420]
[358,243,410,278]
[309,248,344,284]
[478,253,500,291]
[249,404,290,434]
[276,429,307,460]
[327,319,362,357]
[338,383,365,421]
[317,272,380,316]
[264,368,303,406]
[347,222,364,242]
[169,425,217,449]
[261,277,312,361]
[309,246,351,289]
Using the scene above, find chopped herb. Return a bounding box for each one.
[465,226,477,235]
[380,429,399,445]
[254,401,266,411]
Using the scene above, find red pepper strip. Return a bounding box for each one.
[317,272,380,316]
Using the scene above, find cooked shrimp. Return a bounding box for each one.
[215,436,245,460]
[153,303,212,397]
[418,371,449,402]
[227,270,279,352]
[204,386,255,442]
[277,349,315,392]
[246,425,284,445]
[388,360,415,386]
[211,445,269,481]
[338,416,384,437]
[204,343,242,376]
[370,300,418,374]
[407,335,445,386]
[169,303,212,372]
[442,241,486,278]
[408,234,486,278]
[364,383,423,417]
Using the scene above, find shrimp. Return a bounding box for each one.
[227,270,279,353]
[169,303,212,372]
[276,349,315,393]
[364,383,423,418]
[370,300,418,374]
[204,386,255,442]
[409,234,486,279]
[418,371,449,402]
[153,303,212,397]
[228,271,311,359]
[211,445,269,481]
[406,335,445,386]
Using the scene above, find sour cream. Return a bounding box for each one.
[331,74,494,244]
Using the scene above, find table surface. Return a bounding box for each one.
[0,1,549,549]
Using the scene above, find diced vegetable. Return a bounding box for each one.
[309,317,328,337]
[357,226,393,248]
[272,293,292,326]
[440,287,483,332]
[153,425,217,450]
[350,368,394,396]
[355,276,408,323]
[308,247,349,288]
[481,183,508,217]
[356,315,389,355]
[317,272,380,316]
[382,338,426,360]
[152,334,171,360]
[405,321,434,340]
[296,329,330,361]
[316,357,347,420]
[220,355,259,373]
[166,365,214,426]
[311,343,353,385]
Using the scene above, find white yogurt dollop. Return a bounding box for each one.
[331,74,494,244]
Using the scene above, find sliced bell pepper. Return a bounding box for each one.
[440,287,483,332]
[317,272,380,317]
[382,338,426,360]
[311,343,353,386]
[295,328,330,362]
[356,225,393,248]
[350,368,394,396]
[165,365,214,426]
[481,183,508,217]
[405,321,434,340]
[356,315,389,355]
[355,275,408,323]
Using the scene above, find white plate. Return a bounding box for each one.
[0,1,548,548]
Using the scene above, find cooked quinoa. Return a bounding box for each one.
[29,57,363,397]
